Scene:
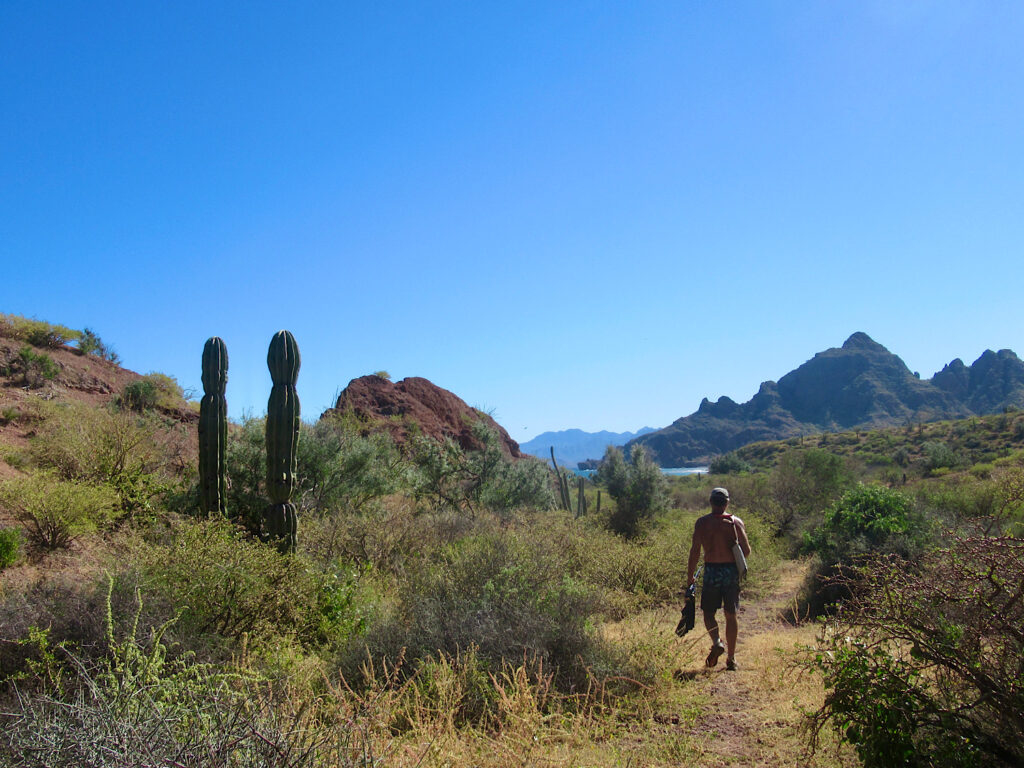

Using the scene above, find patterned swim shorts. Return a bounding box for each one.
[701,562,740,613]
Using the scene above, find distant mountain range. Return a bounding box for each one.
[627,332,1024,466]
[520,427,656,467]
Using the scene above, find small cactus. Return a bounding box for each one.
[198,337,228,516]
[265,330,300,553]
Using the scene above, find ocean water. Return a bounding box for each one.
[660,467,709,476]
[572,467,708,478]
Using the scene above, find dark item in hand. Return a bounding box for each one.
[675,581,697,637]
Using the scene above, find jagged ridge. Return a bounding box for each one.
[628,333,1024,466]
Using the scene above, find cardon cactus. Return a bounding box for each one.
[198,337,228,516]
[265,330,300,553]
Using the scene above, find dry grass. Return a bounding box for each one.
[325,560,854,768]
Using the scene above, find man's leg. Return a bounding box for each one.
[724,610,738,660]
[703,608,725,666]
[703,609,719,644]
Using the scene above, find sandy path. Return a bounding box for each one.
[673,560,848,767]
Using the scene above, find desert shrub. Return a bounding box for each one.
[801,485,933,615]
[596,444,667,538]
[74,327,119,363]
[0,474,117,550]
[892,446,910,467]
[28,402,180,520]
[347,527,606,692]
[222,416,267,532]
[807,485,930,564]
[768,448,854,547]
[920,440,962,474]
[224,416,410,536]
[2,346,59,388]
[132,518,362,649]
[566,505,780,613]
[410,422,553,516]
[0,527,22,568]
[302,497,421,572]
[409,435,473,512]
[708,451,752,474]
[0,579,110,682]
[479,454,554,514]
[551,518,672,618]
[969,462,994,479]
[804,537,1024,767]
[914,476,997,526]
[118,373,186,412]
[389,646,500,731]
[299,418,409,516]
[0,314,80,348]
[0,585,371,768]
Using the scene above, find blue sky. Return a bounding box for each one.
[3,1,1023,440]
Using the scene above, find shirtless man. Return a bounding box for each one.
[687,487,751,670]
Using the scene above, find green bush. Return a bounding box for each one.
[75,327,119,363]
[0,474,117,550]
[596,444,667,538]
[0,526,22,568]
[804,537,1024,767]
[118,373,187,412]
[0,313,80,348]
[347,526,606,692]
[3,345,59,388]
[921,440,962,474]
[298,417,409,516]
[28,401,179,520]
[708,452,753,474]
[410,422,553,516]
[806,485,928,564]
[0,582,368,767]
[224,416,411,536]
[768,448,853,544]
[134,518,361,648]
[801,484,933,615]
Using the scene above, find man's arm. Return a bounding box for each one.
[736,517,751,557]
[687,521,703,585]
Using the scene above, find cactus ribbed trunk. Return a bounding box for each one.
[550,447,573,512]
[265,330,300,553]
[198,337,228,516]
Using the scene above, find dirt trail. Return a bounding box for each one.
[675,560,841,767]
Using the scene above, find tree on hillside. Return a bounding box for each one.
[770,448,853,538]
[596,444,667,537]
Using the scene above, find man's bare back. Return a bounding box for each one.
[691,511,751,564]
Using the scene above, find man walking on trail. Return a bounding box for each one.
[687,487,751,671]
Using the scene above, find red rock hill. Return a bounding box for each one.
[322,375,523,458]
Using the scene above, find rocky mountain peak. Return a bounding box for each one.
[841,331,884,351]
[627,334,1024,465]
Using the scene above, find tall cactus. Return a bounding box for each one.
[265,330,300,553]
[198,337,228,516]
